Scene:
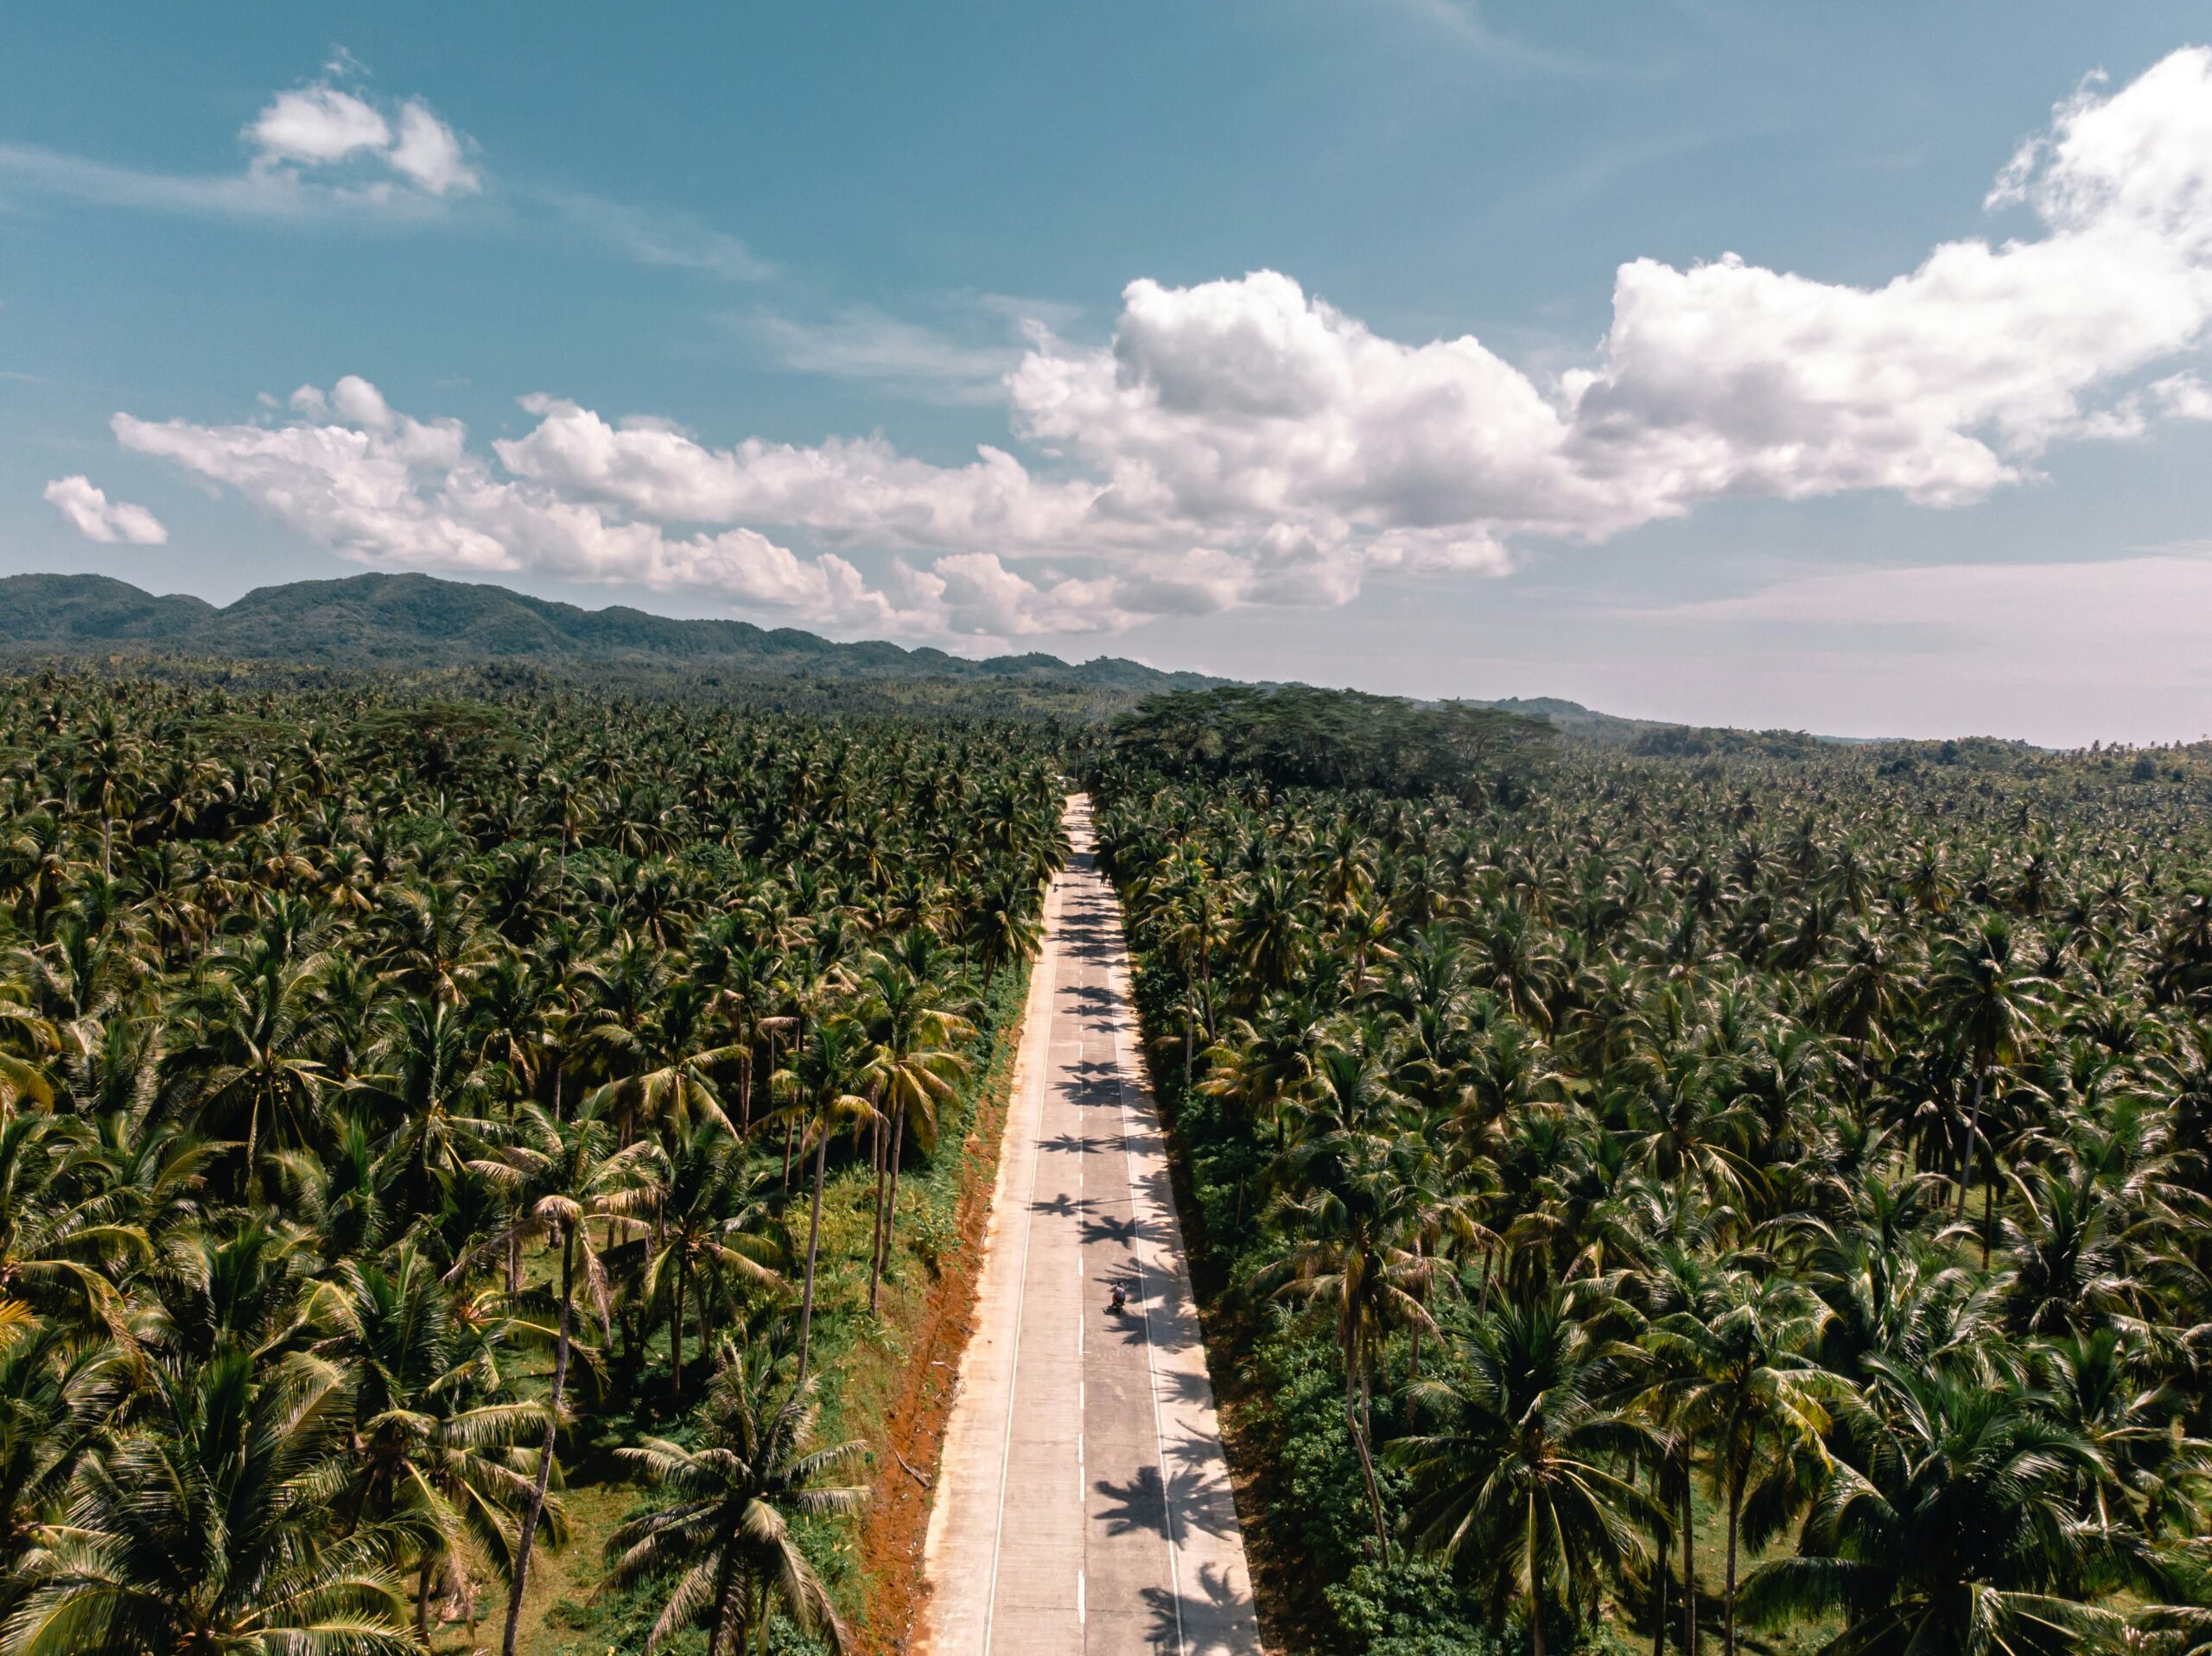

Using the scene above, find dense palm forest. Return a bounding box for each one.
[9,659,2212,1656]
[1088,694,2212,1656]
[0,669,1068,1655]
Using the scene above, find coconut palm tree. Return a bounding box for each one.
[1265,1120,1445,1551]
[4,1349,421,1656]
[175,939,334,1196]
[851,953,971,1312]
[639,1125,785,1403]
[311,1247,562,1640]
[357,998,498,1204]
[1393,1285,1661,1656]
[0,1310,110,1624]
[603,1343,865,1656]
[468,1101,664,1656]
[1647,1270,1838,1656]
[770,1018,874,1386]
[1929,918,2051,1221]
[1738,1356,2116,1656]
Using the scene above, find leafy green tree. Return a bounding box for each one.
[1648,1272,1837,1656]
[5,1351,421,1656]
[1738,1357,2117,1656]
[470,1101,664,1656]
[604,1345,864,1656]
[1394,1287,1660,1656]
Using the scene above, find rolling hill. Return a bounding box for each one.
[0,572,1224,692]
[0,570,1893,746]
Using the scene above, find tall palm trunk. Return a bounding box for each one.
[871,1107,907,1313]
[245,1093,263,1206]
[670,1256,687,1403]
[1344,1341,1388,1551]
[1725,1472,1741,1656]
[1682,1441,1697,1656]
[1653,1520,1670,1656]
[1522,1502,1547,1656]
[701,1262,718,1356]
[796,1125,829,1386]
[503,1221,575,1656]
[867,1107,888,1311]
[1981,1139,1998,1271]
[1955,1064,1985,1218]
[704,1555,734,1656]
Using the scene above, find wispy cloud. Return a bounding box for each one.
[740,304,1026,402]
[0,61,767,282]
[0,64,476,222]
[1370,0,1624,75]
[534,190,772,280]
[0,141,458,223]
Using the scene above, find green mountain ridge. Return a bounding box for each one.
[0,572,2026,748]
[0,571,1224,691]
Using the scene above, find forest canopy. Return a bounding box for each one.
[1087,714,2212,1656]
[5,657,2212,1656]
[1103,685,1555,799]
[0,668,1070,1656]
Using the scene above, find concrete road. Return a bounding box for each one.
[922,796,1263,1656]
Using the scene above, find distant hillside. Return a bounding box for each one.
[1473,695,1863,755]
[0,572,1932,744]
[1472,695,1662,746]
[0,572,1224,693]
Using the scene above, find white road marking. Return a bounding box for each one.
[939,805,1257,1656]
[982,879,1058,1656]
[1110,985,1191,1656]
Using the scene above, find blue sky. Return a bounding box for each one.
[5,3,2212,743]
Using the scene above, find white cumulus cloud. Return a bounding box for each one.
[248,85,394,168]
[385,101,478,196]
[101,48,2212,641]
[0,64,479,220]
[110,391,928,631]
[245,75,480,199]
[42,476,168,545]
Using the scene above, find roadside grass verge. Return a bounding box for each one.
[498,961,1033,1656]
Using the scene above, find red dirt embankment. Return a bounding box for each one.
[850,979,1027,1655]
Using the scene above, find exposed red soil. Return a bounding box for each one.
[850,1002,1025,1655]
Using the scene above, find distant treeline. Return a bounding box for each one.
[1095,686,1554,801]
